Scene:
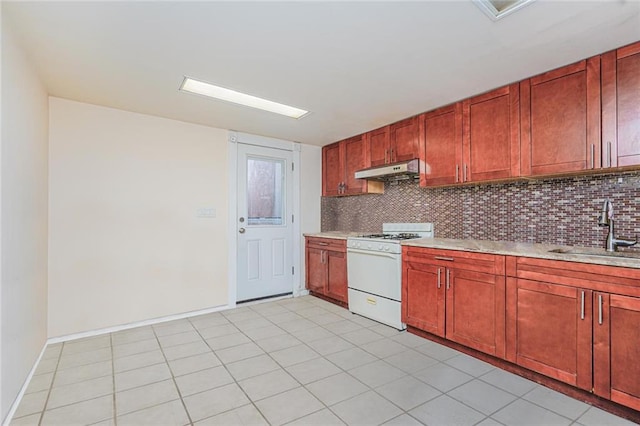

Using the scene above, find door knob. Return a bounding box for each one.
[239,228,246,234]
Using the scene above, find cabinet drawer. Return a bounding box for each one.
[403,246,505,275]
[306,237,346,252]
[515,257,640,297]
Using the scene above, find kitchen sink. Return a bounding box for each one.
[548,248,640,260]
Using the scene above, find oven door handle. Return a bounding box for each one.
[347,248,400,260]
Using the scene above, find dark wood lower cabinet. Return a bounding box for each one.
[446,269,505,359]
[402,261,445,337]
[510,279,592,390]
[402,247,505,358]
[306,247,325,294]
[305,237,347,305]
[594,293,640,411]
[404,250,640,418]
[325,250,347,303]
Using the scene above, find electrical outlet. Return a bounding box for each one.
[196,208,216,218]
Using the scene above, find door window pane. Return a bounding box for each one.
[247,157,284,226]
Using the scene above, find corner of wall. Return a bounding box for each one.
[1,9,50,423]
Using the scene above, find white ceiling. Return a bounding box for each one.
[4,1,640,147]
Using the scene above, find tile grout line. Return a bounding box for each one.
[150,325,195,426]
[110,333,117,426]
[188,317,273,425]
[37,343,64,426]
[240,300,388,425]
[190,301,343,424]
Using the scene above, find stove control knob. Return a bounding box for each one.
[378,244,383,250]
[367,244,372,249]
[384,246,390,251]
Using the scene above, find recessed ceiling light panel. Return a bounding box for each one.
[179,77,309,119]
[473,0,536,20]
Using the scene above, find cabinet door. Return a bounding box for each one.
[594,293,640,410]
[520,58,601,176]
[402,261,445,337]
[322,142,344,196]
[343,135,368,195]
[368,126,390,167]
[512,279,592,390]
[602,42,640,168]
[390,117,419,163]
[446,269,506,358]
[306,247,326,294]
[463,84,520,182]
[421,104,463,187]
[326,250,348,303]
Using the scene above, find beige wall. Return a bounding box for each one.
[48,98,229,337]
[1,12,50,422]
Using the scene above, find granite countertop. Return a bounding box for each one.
[304,231,360,240]
[402,237,640,269]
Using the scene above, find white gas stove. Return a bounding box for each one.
[347,223,434,329]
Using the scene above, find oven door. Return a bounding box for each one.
[347,248,402,301]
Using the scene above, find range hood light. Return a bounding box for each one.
[179,77,309,119]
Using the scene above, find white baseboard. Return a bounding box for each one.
[2,344,47,426]
[48,303,233,344]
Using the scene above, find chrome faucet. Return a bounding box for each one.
[597,200,637,252]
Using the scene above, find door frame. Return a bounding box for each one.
[227,131,301,308]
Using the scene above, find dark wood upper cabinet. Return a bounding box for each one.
[520,57,601,176]
[342,135,368,195]
[322,142,343,197]
[368,126,391,167]
[325,41,640,193]
[463,84,520,182]
[420,104,463,187]
[367,119,420,167]
[322,135,383,197]
[421,85,519,187]
[390,116,420,163]
[602,41,640,168]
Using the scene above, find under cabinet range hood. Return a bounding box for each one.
[354,158,419,181]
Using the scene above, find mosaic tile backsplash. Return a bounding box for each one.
[321,171,640,248]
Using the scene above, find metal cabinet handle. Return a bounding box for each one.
[317,242,329,246]
[385,150,388,164]
[434,256,454,261]
[437,268,441,289]
[390,148,395,162]
[591,144,595,169]
[464,164,468,182]
[598,294,603,325]
[580,291,585,320]
[608,142,612,167]
[455,165,459,183]
[446,269,450,290]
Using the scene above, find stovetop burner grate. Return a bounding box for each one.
[358,233,422,240]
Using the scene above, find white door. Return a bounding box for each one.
[236,143,294,302]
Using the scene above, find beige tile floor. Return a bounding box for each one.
[9,295,637,426]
